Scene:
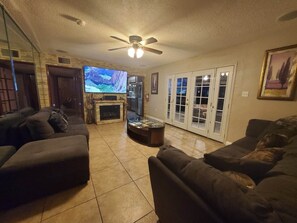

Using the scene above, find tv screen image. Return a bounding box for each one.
[84,66,127,93]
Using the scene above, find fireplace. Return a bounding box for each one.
[99,105,120,120]
[94,100,124,124]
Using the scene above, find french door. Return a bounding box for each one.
[208,66,234,141]
[165,66,234,142]
[172,73,191,129]
[165,75,174,123]
[187,69,215,136]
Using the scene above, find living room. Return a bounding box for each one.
[0,1,297,223]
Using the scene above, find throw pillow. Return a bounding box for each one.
[53,108,69,121]
[48,111,68,132]
[256,133,288,149]
[258,115,297,142]
[26,112,55,140]
[223,171,256,189]
[242,148,285,163]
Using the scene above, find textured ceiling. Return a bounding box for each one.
[1,0,297,69]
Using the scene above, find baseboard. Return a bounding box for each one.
[144,115,164,123]
[225,141,232,145]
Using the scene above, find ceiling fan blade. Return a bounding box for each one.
[143,46,163,55]
[110,36,130,44]
[141,37,157,45]
[108,46,128,51]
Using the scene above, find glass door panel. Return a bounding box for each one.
[209,66,234,142]
[165,76,174,124]
[188,69,215,136]
[172,73,191,129]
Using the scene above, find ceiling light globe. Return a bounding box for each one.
[128,47,135,58]
[136,48,144,58]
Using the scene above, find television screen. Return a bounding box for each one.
[84,66,127,93]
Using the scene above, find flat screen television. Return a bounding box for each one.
[84,66,127,93]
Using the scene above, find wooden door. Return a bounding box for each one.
[47,66,84,118]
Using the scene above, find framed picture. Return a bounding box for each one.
[258,44,297,100]
[151,72,159,94]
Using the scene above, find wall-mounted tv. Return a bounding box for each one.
[84,66,127,93]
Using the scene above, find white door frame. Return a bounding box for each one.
[164,75,174,124]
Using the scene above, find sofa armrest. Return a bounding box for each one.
[148,157,223,223]
[245,119,272,138]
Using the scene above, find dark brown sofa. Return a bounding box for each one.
[149,119,297,223]
[0,107,90,209]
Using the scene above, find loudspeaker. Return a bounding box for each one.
[103,95,117,100]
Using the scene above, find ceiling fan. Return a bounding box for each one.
[108,35,163,58]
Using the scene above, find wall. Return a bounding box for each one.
[36,53,145,117]
[145,27,297,142]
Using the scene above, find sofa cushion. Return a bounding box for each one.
[266,147,297,178]
[208,144,252,159]
[67,116,85,125]
[232,136,258,151]
[19,107,36,117]
[255,175,297,222]
[246,119,272,138]
[223,171,256,189]
[259,115,297,140]
[47,124,89,141]
[26,112,55,140]
[0,136,89,209]
[0,113,24,146]
[204,153,274,181]
[0,146,16,167]
[48,111,68,132]
[157,145,195,175]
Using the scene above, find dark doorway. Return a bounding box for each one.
[0,60,39,115]
[47,65,84,119]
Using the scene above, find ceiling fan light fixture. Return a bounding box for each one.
[128,46,144,58]
[136,48,144,58]
[128,47,135,58]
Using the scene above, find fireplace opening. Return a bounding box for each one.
[99,105,120,120]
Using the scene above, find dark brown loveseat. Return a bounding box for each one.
[149,118,297,223]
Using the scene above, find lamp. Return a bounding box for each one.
[128,44,144,58]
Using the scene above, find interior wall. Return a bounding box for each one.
[145,27,297,142]
[37,53,146,118]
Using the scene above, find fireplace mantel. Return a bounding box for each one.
[94,100,124,124]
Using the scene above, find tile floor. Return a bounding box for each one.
[0,122,223,223]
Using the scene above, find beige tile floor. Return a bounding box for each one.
[0,122,223,223]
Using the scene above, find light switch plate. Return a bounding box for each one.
[241,91,249,97]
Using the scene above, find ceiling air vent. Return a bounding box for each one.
[58,57,71,64]
[1,48,20,58]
